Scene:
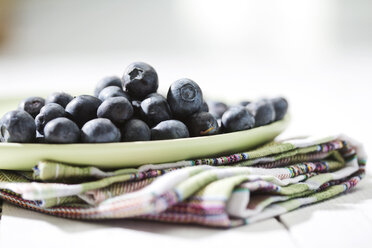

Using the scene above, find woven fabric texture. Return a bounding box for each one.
[0,134,366,227]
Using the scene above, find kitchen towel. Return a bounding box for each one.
[0,134,366,227]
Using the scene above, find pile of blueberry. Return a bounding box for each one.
[0,62,288,144]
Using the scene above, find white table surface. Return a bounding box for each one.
[0,55,371,248]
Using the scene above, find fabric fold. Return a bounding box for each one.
[0,134,367,228]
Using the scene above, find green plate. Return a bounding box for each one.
[0,114,290,171]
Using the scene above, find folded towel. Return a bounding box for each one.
[0,134,366,227]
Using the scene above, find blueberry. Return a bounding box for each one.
[98,86,131,102]
[201,101,209,112]
[46,92,73,108]
[65,95,102,128]
[131,100,142,118]
[0,110,36,143]
[207,101,228,119]
[186,112,219,137]
[246,100,275,127]
[221,106,255,132]
[35,103,65,135]
[120,119,151,142]
[18,96,45,118]
[145,93,164,98]
[271,97,288,121]
[35,129,45,143]
[81,118,121,143]
[239,100,251,107]
[140,94,172,127]
[97,97,133,124]
[36,131,44,138]
[44,117,80,144]
[217,118,222,130]
[35,136,46,144]
[167,78,203,118]
[94,76,123,97]
[122,62,158,99]
[151,120,189,140]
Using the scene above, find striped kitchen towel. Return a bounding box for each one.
[0,134,367,227]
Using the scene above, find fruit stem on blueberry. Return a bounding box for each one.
[200,126,215,135]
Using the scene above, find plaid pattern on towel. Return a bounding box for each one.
[0,134,366,227]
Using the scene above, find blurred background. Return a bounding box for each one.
[0,0,371,147]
